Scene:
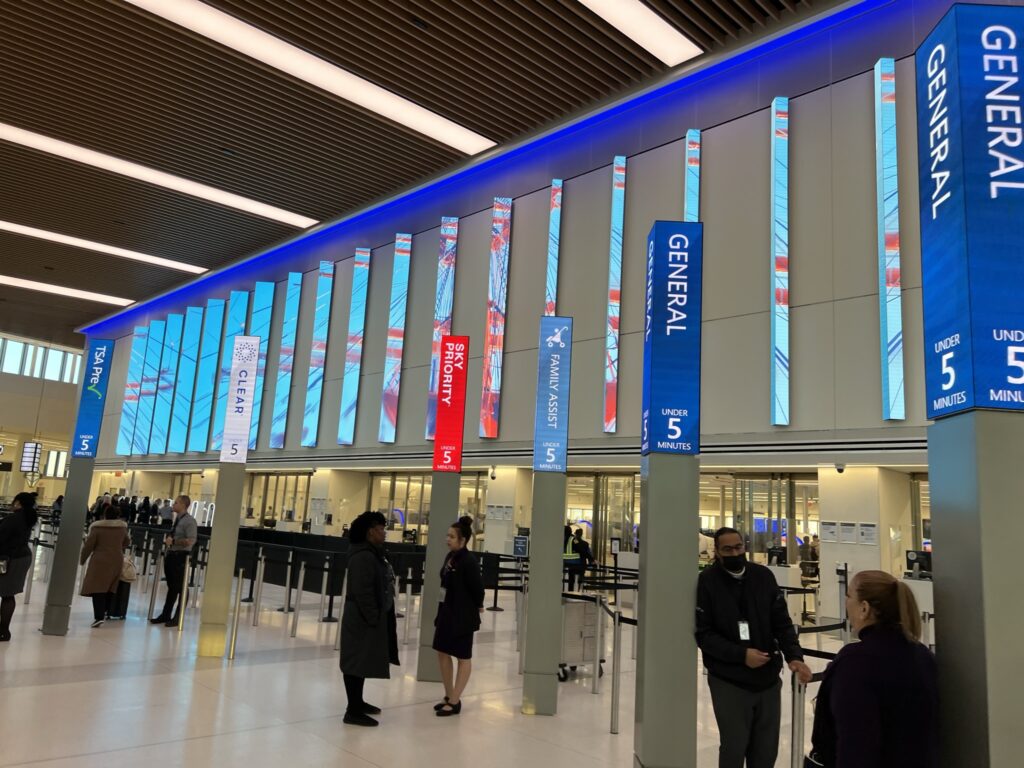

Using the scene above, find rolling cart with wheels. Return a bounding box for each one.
[558,597,604,682]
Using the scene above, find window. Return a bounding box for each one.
[43,349,65,381]
[62,353,78,383]
[44,450,69,478]
[32,346,44,377]
[0,333,83,384]
[2,340,24,374]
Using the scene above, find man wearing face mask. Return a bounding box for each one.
[696,527,812,768]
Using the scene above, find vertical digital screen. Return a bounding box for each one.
[337,252,371,445]
[188,298,225,452]
[168,306,204,453]
[133,319,165,455]
[379,234,412,443]
[149,312,183,454]
[247,281,275,448]
[270,272,302,449]
[425,218,459,440]
[301,261,334,447]
[115,325,148,456]
[72,338,114,458]
[874,57,906,421]
[603,156,626,433]
[211,290,250,451]
[545,180,563,316]
[479,197,512,438]
[684,129,701,223]
[770,97,791,426]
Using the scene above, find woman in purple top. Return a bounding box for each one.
[807,570,938,767]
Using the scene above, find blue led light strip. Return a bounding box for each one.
[115,326,148,456]
[133,320,165,455]
[188,299,225,452]
[302,261,334,447]
[211,291,250,451]
[269,273,302,449]
[149,313,183,454]
[379,235,412,443]
[168,306,204,453]
[247,281,275,448]
[770,97,791,426]
[684,129,701,223]
[874,58,905,421]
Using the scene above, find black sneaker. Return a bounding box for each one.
[361,703,382,715]
[90,619,104,628]
[343,712,379,727]
[149,616,169,625]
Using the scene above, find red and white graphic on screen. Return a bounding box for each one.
[433,336,470,473]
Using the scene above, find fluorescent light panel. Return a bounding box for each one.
[0,122,318,229]
[0,220,205,274]
[125,0,496,155]
[0,274,133,306]
[579,0,702,66]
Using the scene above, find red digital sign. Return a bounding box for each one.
[432,336,470,473]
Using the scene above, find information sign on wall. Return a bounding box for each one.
[72,338,114,458]
[220,336,260,464]
[533,316,573,473]
[432,336,470,473]
[917,5,1024,418]
[641,221,703,456]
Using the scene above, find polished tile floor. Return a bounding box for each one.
[0,563,836,767]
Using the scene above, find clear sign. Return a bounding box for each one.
[533,316,573,473]
[219,336,260,464]
[917,5,1024,418]
[641,221,703,455]
[432,336,470,473]
[72,338,114,458]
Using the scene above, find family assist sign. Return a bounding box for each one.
[918,5,1024,417]
[533,316,572,473]
[641,221,702,456]
[433,336,470,473]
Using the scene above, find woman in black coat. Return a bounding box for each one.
[432,516,485,717]
[339,511,399,727]
[807,570,938,767]
[0,493,39,642]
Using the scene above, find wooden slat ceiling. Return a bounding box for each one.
[0,0,819,347]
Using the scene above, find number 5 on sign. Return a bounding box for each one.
[941,352,956,391]
[1008,347,1024,385]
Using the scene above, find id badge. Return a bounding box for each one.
[439,587,447,603]
[738,621,750,641]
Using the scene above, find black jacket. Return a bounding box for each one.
[809,625,938,768]
[435,548,485,636]
[0,509,36,559]
[695,560,802,691]
[340,543,399,679]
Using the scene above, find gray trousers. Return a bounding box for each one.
[707,675,782,768]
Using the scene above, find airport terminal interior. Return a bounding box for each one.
[1,1,1022,767]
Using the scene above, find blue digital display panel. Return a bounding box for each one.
[302,261,334,447]
[247,281,275,449]
[770,97,791,426]
[211,290,250,451]
[116,326,148,456]
[270,272,302,449]
[168,306,204,453]
[641,222,703,456]
[338,251,371,446]
[684,129,701,223]
[188,299,225,452]
[917,5,1024,417]
[149,313,183,454]
[133,320,165,455]
[533,316,573,473]
[72,338,114,458]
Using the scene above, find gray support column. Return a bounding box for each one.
[41,457,95,635]
[930,410,1024,768]
[521,470,565,715]
[197,462,246,656]
[416,471,460,682]
[634,452,699,768]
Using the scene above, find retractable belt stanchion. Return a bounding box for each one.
[228,568,244,660]
[23,538,39,605]
[791,673,807,768]
[610,607,623,734]
[318,555,330,623]
[177,554,190,633]
[148,550,164,620]
[403,567,414,646]
[592,595,604,695]
[837,563,849,644]
[290,560,306,637]
[280,550,294,614]
[252,553,266,627]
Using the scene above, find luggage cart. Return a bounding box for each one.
[558,597,604,682]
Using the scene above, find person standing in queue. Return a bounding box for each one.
[563,523,584,591]
[696,527,812,768]
[79,503,131,628]
[432,516,485,717]
[340,511,399,727]
[806,570,938,768]
[149,495,195,627]
[0,493,38,642]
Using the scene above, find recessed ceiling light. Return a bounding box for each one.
[0,121,319,229]
[124,0,496,155]
[578,0,702,67]
[0,220,207,274]
[0,274,133,306]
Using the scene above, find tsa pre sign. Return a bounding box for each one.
[641,221,702,456]
[533,316,573,473]
[220,336,260,463]
[433,336,470,472]
[72,338,115,458]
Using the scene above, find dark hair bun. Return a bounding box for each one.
[452,516,473,541]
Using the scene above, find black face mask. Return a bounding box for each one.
[721,553,747,573]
